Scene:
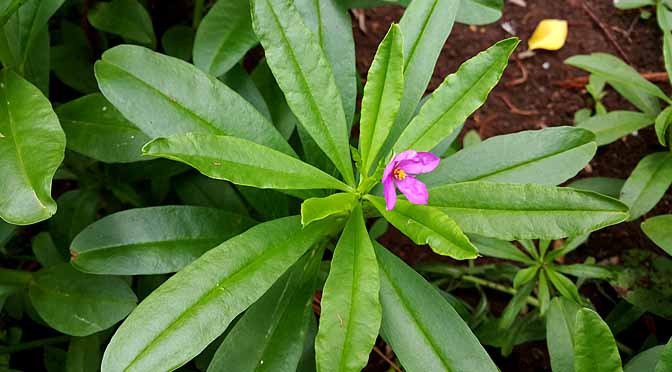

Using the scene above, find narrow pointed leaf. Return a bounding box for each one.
[423,127,597,187]
[546,268,583,304]
[101,216,334,372]
[642,215,672,255]
[546,297,582,372]
[577,111,654,146]
[429,182,629,240]
[251,0,354,184]
[0,0,65,64]
[88,0,155,48]
[655,106,672,147]
[301,192,359,226]
[70,206,255,275]
[94,45,293,155]
[315,206,381,372]
[143,133,351,191]
[375,243,499,372]
[0,69,65,225]
[367,196,477,259]
[394,38,518,152]
[359,24,404,175]
[620,152,672,220]
[499,280,535,329]
[468,234,534,263]
[574,308,623,372]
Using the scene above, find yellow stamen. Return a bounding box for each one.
[393,168,406,181]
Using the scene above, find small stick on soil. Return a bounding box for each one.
[554,72,669,89]
[505,58,529,87]
[494,93,539,116]
[582,2,633,65]
[372,346,404,372]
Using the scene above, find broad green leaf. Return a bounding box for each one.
[456,0,503,25]
[394,38,518,152]
[499,280,535,329]
[569,177,625,199]
[566,53,670,102]
[375,243,499,372]
[251,0,354,185]
[56,93,150,163]
[206,248,322,372]
[423,127,597,187]
[577,111,654,146]
[66,335,102,372]
[574,308,623,372]
[173,172,249,215]
[611,81,661,116]
[301,192,358,226]
[51,21,97,94]
[620,152,672,220]
[161,25,194,61]
[367,196,477,259]
[94,45,293,155]
[468,234,534,263]
[655,105,672,147]
[556,264,613,280]
[88,0,156,48]
[546,268,583,304]
[614,0,654,9]
[100,216,334,372]
[625,346,665,372]
[70,206,255,275]
[296,0,357,128]
[143,133,351,191]
[315,206,380,372]
[642,215,672,255]
[428,182,629,240]
[49,189,99,254]
[29,263,137,336]
[358,24,404,176]
[546,297,582,372]
[193,0,256,76]
[657,337,672,372]
[0,0,21,26]
[0,69,65,225]
[32,232,66,267]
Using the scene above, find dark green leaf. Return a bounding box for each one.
[32,232,66,267]
[499,280,535,329]
[468,235,534,263]
[173,172,249,215]
[66,335,102,372]
[546,297,582,372]
[569,177,625,199]
[88,0,156,48]
[625,345,665,372]
[161,25,194,61]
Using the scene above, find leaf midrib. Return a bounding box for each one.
[60,118,142,132]
[437,206,625,213]
[73,237,222,256]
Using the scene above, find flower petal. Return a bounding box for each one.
[393,150,418,162]
[395,176,428,205]
[397,151,440,175]
[528,19,568,51]
[384,178,397,210]
[382,156,397,183]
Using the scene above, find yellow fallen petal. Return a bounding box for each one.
[528,19,568,51]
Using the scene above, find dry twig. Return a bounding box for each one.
[372,346,404,372]
[582,2,632,65]
[494,93,538,116]
[506,58,529,87]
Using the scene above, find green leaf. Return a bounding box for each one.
[468,234,534,264]
[251,60,299,140]
[664,32,672,87]
[0,69,65,225]
[221,64,272,121]
[577,111,654,146]
[499,280,535,329]
[70,206,255,275]
[656,337,672,372]
[538,271,550,315]
[193,0,256,76]
[88,0,156,48]
[51,21,97,94]
[143,133,351,191]
[251,0,354,185]
[556,264,613,280]
[206,248,322,372]
[29,263,137,336]
[456,0,503,25]
[49,189,99,253]
[613,0,654,9]
[66,335,102,372]
[161,25,194,61]
[611,81,661,117]
[655,105,672,147]
[296,0,357,128]
[173,173,249,215]
[394,38,518,153]
[375,243,499,372]
[620,152,672,220]
[100,216,334,372]
[0,0,22,26]
[574,308,623,372]
[659,1,672,31]
[546,268,582,304]
[566,53,670,103]
[301,192,359,226]
[94,45,293,155]
[422,127,597,187]
[315,205,381,372]
[513,266,538,289]
[546,297,582,372]
[642,214,672,255]
[624,346,665,372]
[569,177,625,199]
[358,24,404,176]
[56,93,150,163]
[367,196,478,259]
[32,232,66,267]
[428,182,629,240]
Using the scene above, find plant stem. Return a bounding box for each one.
[616,341,634,355]
[461,275,540,307]
[0,335,70,354]
[192,0,205,29]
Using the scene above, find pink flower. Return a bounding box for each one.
[382,150,440,210]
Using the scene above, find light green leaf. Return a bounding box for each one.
[143,133,351,191]
[100,216,334,372]
[456,0,503,25]
[642,214,672,255]
[56,93,150,163]
[301,192,359,226]
[546,297,582,372]
[0,69,65,225]
[161,25,194,61]
[0,0,22,26]
[468,234,534,263]
[251,0,354,185]
[70,206,255,275]
[375,243,499,372]
[513,266,538,289]
[611,81,661,116]
[358,24,404,176]
[546,268,583,304]
[577,111,654,146]
[315,205,381,372]
[625,346,665,372]
[94,45,293,155]
[367,196,477,259]
[556,264,613,280]
[29,263,137,336]
[539,271,550,315]
[394,38,518,152]
[423,127,597,187]
[656,337,672,372]
[88,0,156,48]
[574,308,623,372]
[613,0,654,9]
[428,182,629,240]
[620,152,672,220]
[193,0,256,76]
[66,335,102,372]
[569,177,625,199]
[655,105,672,147]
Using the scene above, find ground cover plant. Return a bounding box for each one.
[1,0,671,371]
